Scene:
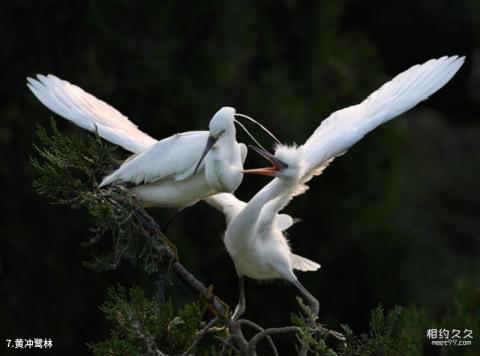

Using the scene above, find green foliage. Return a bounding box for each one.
[398,276,480,356]
[89,285,203,356]
[440,276,480,332]
[289,280,480,355]
[31,119,120,203]
[342,305,418,356]
[31,121,170,273]
[30,122,214,354]
[291,298,340,355]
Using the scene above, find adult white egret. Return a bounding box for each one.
[96,106,246,208]
[206,55,465,318]
[27,75,277,209]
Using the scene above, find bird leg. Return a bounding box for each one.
[232,276,246,320]
[293,280,319,317]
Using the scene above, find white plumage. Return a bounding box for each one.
[27,75,247,209]
[27,56,464,318]
[301,55,465,177]
[205,192,316,272]
[208,56,464,319]
[27,74,156,153]
[99,131,209,186]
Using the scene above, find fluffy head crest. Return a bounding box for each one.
[273,144,305,179]
[274,144,303,166]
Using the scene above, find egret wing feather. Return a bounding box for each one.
[301,55,465,176]
[27,74,157,153]
[100,131,209,186]
[204,193,246,225]
[290,254,320,272]
[275,214,295,232]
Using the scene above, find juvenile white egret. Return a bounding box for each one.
[26,75,275,209]
[205,165,324,319]
[207,56,465,318]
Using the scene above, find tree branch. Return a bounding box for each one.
[239,319,278,356]
[171,262,229,320]
[248,326,300,354]
[132,205,250,353]
[131,204,350,355]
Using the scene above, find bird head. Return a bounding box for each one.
[193,106,236,174]
[208,106,236,138]
[243,144,304,179]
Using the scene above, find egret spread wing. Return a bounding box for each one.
[301,55,465,178]
[27,74,157,153]
[100,131,209,186]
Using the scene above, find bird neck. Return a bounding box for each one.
[239,177,295,226]
[224,176,297,256]
[224,119,237,148]
[205,127,242,192]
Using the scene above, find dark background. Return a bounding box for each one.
[1,0,479,354]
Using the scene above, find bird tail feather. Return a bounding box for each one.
[291,254,321,272]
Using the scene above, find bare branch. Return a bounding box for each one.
[239,319,278,356]
[248,326,300,354]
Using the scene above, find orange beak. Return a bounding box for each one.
[242,167,279,176]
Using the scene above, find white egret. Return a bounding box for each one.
[205,166,324,319]
[206,56,465,318]
[96,106,246,209]
[27,75,277,209]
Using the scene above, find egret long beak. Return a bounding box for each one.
[241,166,279,176]
[193,135,218,174]
[242,145,288,176]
